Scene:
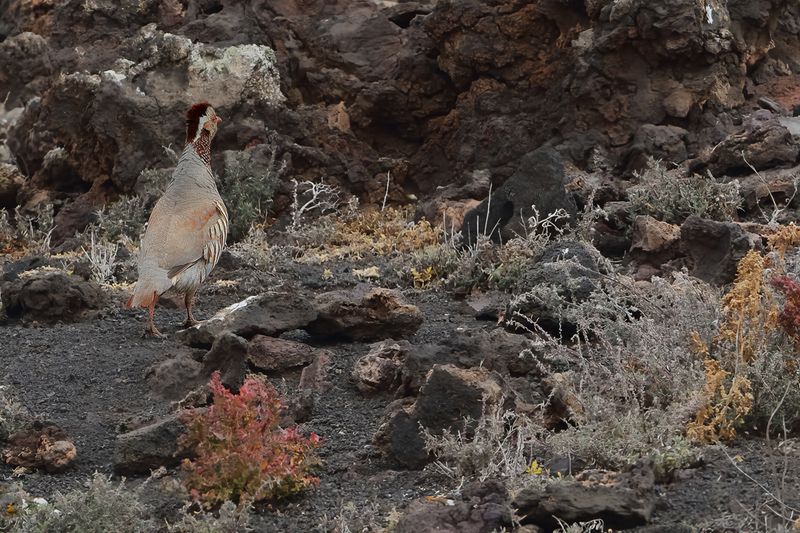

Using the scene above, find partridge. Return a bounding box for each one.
[126,102,228,337]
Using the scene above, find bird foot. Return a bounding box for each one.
[144,324,166,338]
[182,318,200,328]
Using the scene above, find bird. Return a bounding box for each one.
[126,102,228,337]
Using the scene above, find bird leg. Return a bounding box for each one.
[183,290,199,328]
[144,291,164,338]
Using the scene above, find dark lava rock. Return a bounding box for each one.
[395,480,513,533]
[626,124,689,173]
[680,216,763,285]
[148,333,248,400]
[146,350,203,401]
[513,464,656,530]
[401,328,540,395]
[114,411,195,476]
[1,271,107,321]
[466,291,510,322]
[697,118,800,176]
[307,286,422,341]
[201,332,248,391]
[175,292,317,348]
[1,256,52,282]
[299,350,331,393]
[460,147,578,246]
[2,422,76,473]
[0,163,23,209]
[247,335,329,372]
[352,341,406,396]
[378,364,503,469]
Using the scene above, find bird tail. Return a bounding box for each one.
[126,275,171,309]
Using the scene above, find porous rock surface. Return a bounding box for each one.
[2,0,799,240]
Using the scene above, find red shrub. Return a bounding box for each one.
[771,275,800,347]
[179,372,321,507]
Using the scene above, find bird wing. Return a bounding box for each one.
[141,195,228,277]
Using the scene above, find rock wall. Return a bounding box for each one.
[1,0,799,240]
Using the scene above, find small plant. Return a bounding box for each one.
[0,385,31,441]
[423,408,545,486]
[81,230,119,283]
[294,206,440,262]
[627,158,741,224]
[5,473,156,533]
[179,372,321,507]
[95,195,148,243]
[220,145,285,242]
[167,500,252,533]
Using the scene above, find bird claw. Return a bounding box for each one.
[182,318,199,328]
[144,324,166,339]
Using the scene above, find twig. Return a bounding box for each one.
[742,150,797,226]
[721,445,800,516]
[381,171,391,212]
[765,381,791,445]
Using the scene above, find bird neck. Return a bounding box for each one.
[190,131,212,167]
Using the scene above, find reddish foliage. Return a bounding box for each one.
[771,275,800,347]
[179,372,321,507]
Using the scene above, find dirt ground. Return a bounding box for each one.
[1,261,799,532]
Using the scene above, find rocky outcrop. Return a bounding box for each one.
[1,0,798,240]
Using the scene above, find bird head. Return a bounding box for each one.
[185,102,222,144]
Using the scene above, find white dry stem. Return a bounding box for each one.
[82,230,118,283]
[290,178,341,229]
[742,150,799,227]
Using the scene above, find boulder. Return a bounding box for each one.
[680,216,763,285]
[201,332,248,391]
[1,271,107,321]
[513,464,656,530]
[247,335,329,372]
[352,341,407,396]
[460,147,577,246]
[626,124,689,173]
[307,286,422,341]
[175,292,317,348]
[114,411,195,475]
[698,118,800,176]
[377,364,503,469]
[629,215,682,272]
[0,163,23,208]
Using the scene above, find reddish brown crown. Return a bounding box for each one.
[185,102,212,143]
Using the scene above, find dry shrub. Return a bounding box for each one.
[422,408,544,485]
[294,206,440,262]
[507,272,718,468]
[688,227,800,442]
[628,158,740,224]
[0,205,54,256]
[179,372,321,507]
[6,473,156,533]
